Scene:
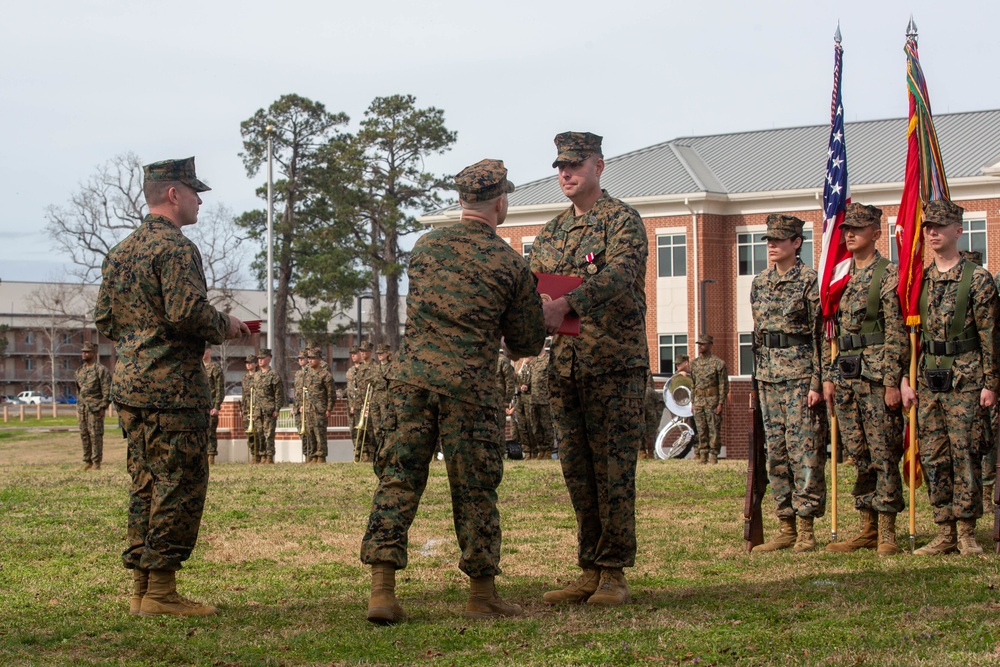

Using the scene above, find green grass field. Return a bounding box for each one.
[2,426,999,666]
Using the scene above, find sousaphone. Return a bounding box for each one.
[663,374,694,418]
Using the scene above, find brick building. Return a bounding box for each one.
[419,109,1000,458]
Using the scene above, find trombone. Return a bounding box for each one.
[298,388,308,435]
[358,385,373,457]
[245,388,256,434]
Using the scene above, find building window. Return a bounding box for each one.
[958,219,987,265]
[657,234,687,277]
[800,229,815,269]
[739,333,754,375]
[61,333,73,345]
[738,232,767,276]
[658,334,688,374]
[25,332,35,345]
[25,358,34,371]
[61,359,73,371]
[522,242,533,260]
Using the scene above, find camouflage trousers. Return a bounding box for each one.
[360,382,505,577]
[759,378,827,520]
[118,405,209,572]
[693,405,722,457]
[305,411,328,460]
[529,403,553,458]
[514,399,534,456]
[644,404,663,453]
[917,386,985,523]
[252,409,277,457]
[207,412,219,457]
[550,366,644,569]
[78,407,105,464]
[982,405,997,487]
[832,379,905,514]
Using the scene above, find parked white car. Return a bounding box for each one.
[16,391,53,405]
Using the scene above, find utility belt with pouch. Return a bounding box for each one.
[918,260,978,394]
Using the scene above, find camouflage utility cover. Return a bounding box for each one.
[143,157,210,192]
[762,214,805,240]
[552,131,603,167]
[95,215,229,408]
[455,159,515,203]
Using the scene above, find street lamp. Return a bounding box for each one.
[265,124,275,349]
[356,294,373,344]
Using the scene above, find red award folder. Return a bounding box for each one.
[534,273,583,336]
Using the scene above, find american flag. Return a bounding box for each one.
[818,29,852,340]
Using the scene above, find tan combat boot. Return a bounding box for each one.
[914,521,958,556]
[129,568,149,615]
[586,568,630,607]
[82,462,93,471]
[709,453,719,465]
[138,570,217,617]
[984,484,994,511]
[957,519,983,555]
[792,516,816,552]
[751,517,797,552]
[542,567,601,604]
[876,512,901,556]
[208,455,215,465]
[638,450,648,460]
[465,575,524,619]
[367,564,406,625]
[267,455,275,464]
[698,452,708,465]
[93,461,102,470]
[826,509,878,553]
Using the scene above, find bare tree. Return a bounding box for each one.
[46,153,248,294]
[24,283,92,408]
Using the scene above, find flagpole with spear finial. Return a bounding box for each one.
[905,14,919,557]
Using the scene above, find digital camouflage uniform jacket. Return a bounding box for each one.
[76,362,112,413]
[302,365,335,414]
[369,361,391,432]
[205,361,225,412]
[241,370,255,414]
[528,351,551,405]
[252,369,285,413]
[690,355,728,409]
[528,190,649,377]
[390,218,546,405]
[917,259,999,393]
[293,367,309,415]
[751,260,824,391]
[95,215,228,408]
[496,354,515,409]
[827,253,908,387]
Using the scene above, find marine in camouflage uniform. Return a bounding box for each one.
[361,159,545,624]
[75,341,111,470]
[690,335,729,464]
[989,265,1000,505]
[641,370,662,459]
[252,348,284,464]
[823,203,908,556]
[203,347,225,464]
[368,344,393,462]
[513,358,534,457]
[346,346,361,462]
[240,355,258,460]
[497,349,516,445]
[293,350,312,461]
[95,157,248,616]
[528,346,553,459]
[530,132,648,607]
[751,214,827,554]
[303,348,335,463]
[904,200,1000,556]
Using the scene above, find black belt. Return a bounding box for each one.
[837,332,884,352]
[921,339,979,356]
[761,333,810,348]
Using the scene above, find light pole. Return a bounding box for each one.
[265,125,275,349]
[356,294,373,344]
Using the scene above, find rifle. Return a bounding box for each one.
[743,346,768,552]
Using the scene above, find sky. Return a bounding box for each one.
[2,0,998,284]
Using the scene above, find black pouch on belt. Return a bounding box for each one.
[837,354,862,379]
[923,368,954,393]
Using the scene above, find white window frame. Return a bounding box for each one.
[657,333,688,375]
[656,233,687,278]
[738,333,754,376]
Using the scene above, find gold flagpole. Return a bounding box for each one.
[908,329,919,552]
[829,339,839,543]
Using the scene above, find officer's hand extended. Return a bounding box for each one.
[227,315,251,340]
[982,388,996,409]
[807,390,822,407]
[884,386,902,410]
[542,297,571,334]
